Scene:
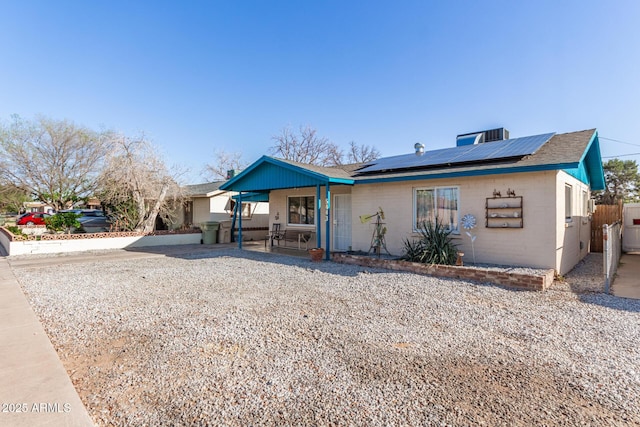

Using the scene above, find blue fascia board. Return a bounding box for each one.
[231,191,270,202]
[354,163,579,184]
[564,131,605,191]
[220,155,354,192]
[328,177,356,185]
[268,158,354,184]
[220,155,270,191]
[585,134,606,190]
[563,165,589,185]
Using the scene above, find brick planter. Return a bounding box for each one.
[0,227,203,256]
[332,253,554,291]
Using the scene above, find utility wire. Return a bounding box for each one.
[600,136,640,158]
[600,136,640,148]
[603,152,640,159]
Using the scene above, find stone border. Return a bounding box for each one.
[332,253,555,291]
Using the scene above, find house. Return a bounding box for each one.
[177,181,269,241]
[220,128,605,275]
[22,201,55,214]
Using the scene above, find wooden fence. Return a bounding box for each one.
[591,203,623,252]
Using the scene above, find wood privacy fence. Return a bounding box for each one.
[591,203,623,252]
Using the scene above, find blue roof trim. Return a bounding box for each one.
[562,132,605,191]
[231,192,270,202]
[220,156,354,192]
[354,163,580,184]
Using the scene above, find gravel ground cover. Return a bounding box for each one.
[16,249,640,426]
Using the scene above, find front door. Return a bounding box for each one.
[333,194,352,251]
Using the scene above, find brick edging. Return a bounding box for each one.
[0,226,201,241]
[331,253,554,291]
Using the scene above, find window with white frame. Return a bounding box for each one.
[582,190,588,216]
[414,187,459,233]
[565,184,573,221]
[288,196,315,225]
[226,199,252,218]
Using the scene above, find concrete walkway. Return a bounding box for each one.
[612,252,640,299]
[0,258,94,426]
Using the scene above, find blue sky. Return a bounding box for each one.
[2,1,639,183]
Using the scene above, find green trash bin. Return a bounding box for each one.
[201,221,220,244]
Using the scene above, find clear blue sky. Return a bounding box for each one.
[2,1,639,183]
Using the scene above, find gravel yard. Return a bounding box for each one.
[16,248,640,426]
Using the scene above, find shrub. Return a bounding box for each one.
[5,225,23,236]
[401,218,459,265]
[45,212,81,233]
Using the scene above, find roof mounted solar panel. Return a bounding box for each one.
[356,132,555,174]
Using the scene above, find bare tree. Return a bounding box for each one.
[346,141,380,164]
[203,149,247,180]
[270,125,342,167]
[0,115,111,210]
[270,125,380,166]
[0,183,30,213]
[98,135,183,233]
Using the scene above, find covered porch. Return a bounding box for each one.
[220,156,355,260]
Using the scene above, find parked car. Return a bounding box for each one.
[76,210,112,233]
[16,212,51,226]
[58,209,112,233]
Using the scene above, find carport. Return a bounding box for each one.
[219,156,355,260]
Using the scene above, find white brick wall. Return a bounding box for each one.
[352,172,560,269]
[555,171,591,275]
[264,171,591,273]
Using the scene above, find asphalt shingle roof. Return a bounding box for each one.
[183,181,225,196]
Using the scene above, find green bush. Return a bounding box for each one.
[45,212,81,233]
[5,225,23,236]
[401,218,459,265]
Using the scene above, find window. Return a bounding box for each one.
[582,190,588,216]
[227,199,252,218]
[565,184,572,221]
[288,196,315,225]
[414,187,459,233]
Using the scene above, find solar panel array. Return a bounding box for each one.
[356,132,555,174]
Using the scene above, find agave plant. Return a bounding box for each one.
[401,218,458,265]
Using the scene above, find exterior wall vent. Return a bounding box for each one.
[414,142,425,155]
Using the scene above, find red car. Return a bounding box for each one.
[16,212,51,226]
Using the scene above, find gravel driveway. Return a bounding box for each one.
[15,248,640,426]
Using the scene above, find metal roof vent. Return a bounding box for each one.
[414,142,425,155]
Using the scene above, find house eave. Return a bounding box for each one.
[353,163,580,184]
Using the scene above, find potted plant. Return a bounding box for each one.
[308,247,325,262]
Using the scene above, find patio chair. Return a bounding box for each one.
[266,223,286,247]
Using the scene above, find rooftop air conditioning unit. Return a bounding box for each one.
[456,127,509,146]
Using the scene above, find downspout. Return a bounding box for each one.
[316,184,321,249]
[238,192,243,249]
[325,183,331,260]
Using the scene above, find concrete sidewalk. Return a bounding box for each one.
[0,257,94,427]
[612,252,640,299]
